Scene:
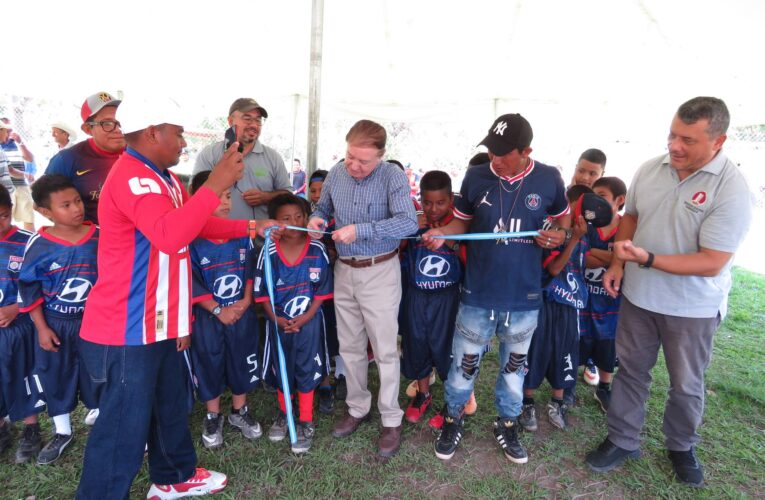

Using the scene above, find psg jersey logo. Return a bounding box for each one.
[525,193,541,210]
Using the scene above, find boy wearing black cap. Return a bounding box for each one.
[579,177,627,412]
[519,185,591,432]
[425,113,570,464]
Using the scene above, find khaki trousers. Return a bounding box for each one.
[333,256,403,427]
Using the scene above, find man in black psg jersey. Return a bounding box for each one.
[424,113,570,464]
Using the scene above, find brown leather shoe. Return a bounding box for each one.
[378,425,402,457]
[332,412,370,438]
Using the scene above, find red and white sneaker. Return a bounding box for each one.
[583,364,600,386]
[147,467,227,499]
[405,392,432,423]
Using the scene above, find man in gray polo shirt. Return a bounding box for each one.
[193,98,291,220]
[585,97,752,487]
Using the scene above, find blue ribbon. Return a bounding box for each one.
[283,225,539,240]
[262,228,298,444]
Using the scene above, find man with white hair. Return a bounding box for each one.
[76,97,282,499]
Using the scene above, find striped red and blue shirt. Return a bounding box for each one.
[80,148,248,346]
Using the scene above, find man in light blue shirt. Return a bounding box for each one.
[309,119,417,458]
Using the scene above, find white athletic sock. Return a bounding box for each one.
[53,413,72,436]
[334,355,345,378]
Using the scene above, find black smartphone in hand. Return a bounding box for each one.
[224,125,244,153]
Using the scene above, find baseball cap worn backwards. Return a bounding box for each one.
[81,91,121,123]
[575,192,613,228]
[479,113,533,156]
[228,98,268,119]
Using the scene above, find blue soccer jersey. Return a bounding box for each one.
[542,238,589,309]
[581,222,621,338]
[402,226,462,291]
[191,236,254,308]
[253,238,333,316]
[454,160,569,311]
[0,226,33,310]
[18,223,99,316]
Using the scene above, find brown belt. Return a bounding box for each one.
[339,249,398,269]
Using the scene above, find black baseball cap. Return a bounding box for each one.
[575,193,613,228]
[478,113,533,156]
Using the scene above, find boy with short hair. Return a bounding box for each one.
[308,169,344,411]
[0,185,45,463]
[256,193,333,453]
[571,148,607,189]
[520,185,590,431]
[188,171,262,449]
[19,174,99,464]
[579,176,627,412]
[400,171,463,424]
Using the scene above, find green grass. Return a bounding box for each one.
[2,267,764,499]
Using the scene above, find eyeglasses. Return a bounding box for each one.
[87,120,122,132]
[238,114,264,125]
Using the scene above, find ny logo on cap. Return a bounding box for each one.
[493,121,508,136]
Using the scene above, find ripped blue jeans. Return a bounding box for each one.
[444,303,538,420]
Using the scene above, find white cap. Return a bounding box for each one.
[51,122,78,141]
[118,96,185,134]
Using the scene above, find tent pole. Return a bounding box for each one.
[307,0,324,177]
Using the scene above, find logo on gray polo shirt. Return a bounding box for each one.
[684,191,708,214]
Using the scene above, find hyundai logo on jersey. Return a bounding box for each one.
[213,275,242,300]
[284,296,311,318]
[418,255,451,278]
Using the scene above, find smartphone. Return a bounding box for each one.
[224,125,244,153]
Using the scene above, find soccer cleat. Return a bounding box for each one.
[228,406,262,440]
[291,421,315,454]
[37,432,74,465]
[493,418,528,464]
[268,413,287,442]
[0,423,11,455]
[405,392,432,424]
[668,448,704,487]
[428,406,445,431]
[595,387,611,413]
[15,423,42,464]
[464,391,478,415]
[84,408,100,426]
[201,413,223,449]
[583,363,600,386]
[334,375,347,401]
[585,438,641,472]
[318,387,335,415]
[434,415,464,460]
[547,401,568,430]
[519,404,538,432]
[146,467,227,499]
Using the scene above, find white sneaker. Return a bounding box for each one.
[583,364,600,386]
[146,467,227,499]
[84,408,100,426]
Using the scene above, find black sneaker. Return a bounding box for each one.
[291,421,315,454]
[15,423,42,464]
[335,375,347,401]
[668,448,704,487]
[37,432,74,465]
[585,437,641,472]
[202,413,223,449]
[434,415,464,460]
[493,418,528,464]
[318,387,335,415]
[595,387,611,413]
[0,423,11,455]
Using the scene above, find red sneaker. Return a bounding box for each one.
[146,467,227,499]
[405,392,432,423]
[428,411,444,431]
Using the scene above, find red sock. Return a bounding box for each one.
[298,390,314,423]
[277,390,294,415]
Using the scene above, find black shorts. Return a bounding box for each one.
[190,306,261,402]
[263,312,328,393]
[35,314,99,416]
[524,300,580,390]
[0,315,45,421]
[579,335,617,373]
[400,286,459,381]
[323,299,339,358]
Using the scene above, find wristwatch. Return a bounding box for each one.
[561,227,573,245]
[639,251,655,269]
[212,305,222,316]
